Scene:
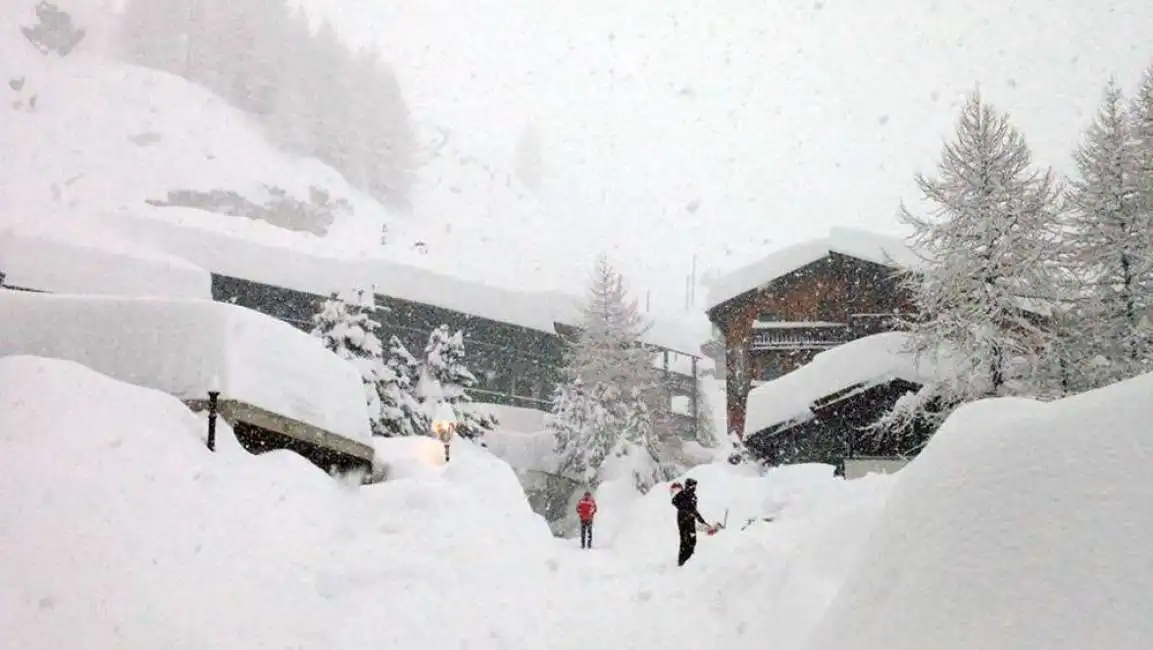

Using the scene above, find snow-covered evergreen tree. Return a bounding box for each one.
[550,379,616,486]
[311,288,388,436]
[1062,79,1151,388]
[1134,63,1153,280]
[378,335,427,436]
[879,90,1062,435]
[550,255,675,488]
[606,387,663,493]
[419,325,497,440]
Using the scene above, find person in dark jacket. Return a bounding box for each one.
[670,477,712,566]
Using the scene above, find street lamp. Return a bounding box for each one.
[432,418,456,462]
[206,374,221,452]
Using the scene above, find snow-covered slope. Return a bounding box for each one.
[0,35,392,251]
[804,373,1153,650]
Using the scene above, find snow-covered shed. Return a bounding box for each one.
[0,291,374,472]
[742,332,948,468]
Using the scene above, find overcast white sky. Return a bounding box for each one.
[303,0,1153,317]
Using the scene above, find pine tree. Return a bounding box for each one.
[879,90,1062,435]
[311,288,388,436]
[1063,79,1151,388]
[550,379,616,486]
[419,325,497,440]
[1134,63,1153,288]
[378,335,428,436]
[608,386,664,493]
[550,256,673,488]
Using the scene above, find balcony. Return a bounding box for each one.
[749,321,848,351]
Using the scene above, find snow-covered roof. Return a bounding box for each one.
[0,216,210,299]
[0,291,372,443]
[705,228,923,312]
[100,206,705,353]
[743,332,950,437]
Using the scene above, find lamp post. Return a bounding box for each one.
[206,375,220,452]
[433,419,456,462]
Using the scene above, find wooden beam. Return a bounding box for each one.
[184,398,374,464]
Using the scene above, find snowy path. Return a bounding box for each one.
[537,532,802,650]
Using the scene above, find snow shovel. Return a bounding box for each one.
[706,508,729,536]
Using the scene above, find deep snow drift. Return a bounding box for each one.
[13,348,1151,650]
[804,376,1153,650]
[0,355,554,650]
[0,291,371,442]
[0,354,891,650]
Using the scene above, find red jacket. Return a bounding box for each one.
[576,496,597,521]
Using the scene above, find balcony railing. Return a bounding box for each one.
[749,323,848,350]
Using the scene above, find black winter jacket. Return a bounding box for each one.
[672,488,707,528]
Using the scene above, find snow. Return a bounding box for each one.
[0,215,210,298]
[804,372,1153,650]
[22,342,1153,650]
[0,54,392,248]
[558,461,898,650]
[0,291,371,443]
[371,435,446,480]
[705,227,923,311]
[743,331,948,436]
[0,354,555,650]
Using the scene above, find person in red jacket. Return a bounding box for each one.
[576,491,598,549]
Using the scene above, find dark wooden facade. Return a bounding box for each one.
[213,274,565,410]
[707,252,913,436]
[744,377,936,470]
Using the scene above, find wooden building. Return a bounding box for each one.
[704,228,921,437]
[213,273,705,437]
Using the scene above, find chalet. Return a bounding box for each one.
[704,228,921,438]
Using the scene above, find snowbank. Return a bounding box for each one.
[0,355,555,650]
[371,434,446,480]
[804,375,1153,650]
[744,331,947,436]
[0,291,370,442]
[0,216,210,299]
[705,227,921,310]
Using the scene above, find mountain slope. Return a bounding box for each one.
[0,26,393,254]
